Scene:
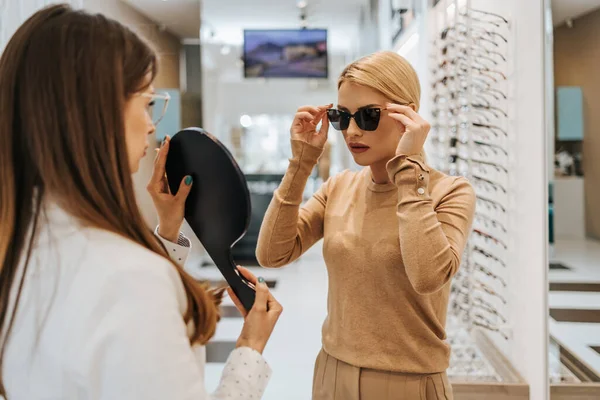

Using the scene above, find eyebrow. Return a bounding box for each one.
[337,103,381,112]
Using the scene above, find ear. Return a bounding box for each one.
[409,103,417,112]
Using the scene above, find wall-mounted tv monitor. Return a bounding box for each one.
[243,29,328,79]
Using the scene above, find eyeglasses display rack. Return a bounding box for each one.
[429,0,513,346]
[426,0,528,396]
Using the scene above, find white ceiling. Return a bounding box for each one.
[121,0,370,53]
[121,0,200,38]
[551,0,600,26]
[201,0,369,53]
[122,0,600,39]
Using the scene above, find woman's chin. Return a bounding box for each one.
[130,160,141,174]
[350,153,371,166]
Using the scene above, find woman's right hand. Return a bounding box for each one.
[228,267,283,355]
[290,104,332,149]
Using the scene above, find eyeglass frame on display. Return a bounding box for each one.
[476,212,507,232]
[441,43,507,62]
[459,7,509,26]
[474,262,507,288]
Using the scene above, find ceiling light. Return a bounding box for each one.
[240,115,252,128]
[297,1,307,9]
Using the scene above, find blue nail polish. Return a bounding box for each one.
[257,277,265,284]
[185,176,193,185]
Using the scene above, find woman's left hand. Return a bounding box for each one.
[386,103,431,157]
[147,135,193,243]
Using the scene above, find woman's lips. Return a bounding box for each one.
[348,142,370,154]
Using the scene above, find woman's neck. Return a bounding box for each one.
[369,160,390,184]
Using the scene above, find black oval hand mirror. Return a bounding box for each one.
[164,127,256,312]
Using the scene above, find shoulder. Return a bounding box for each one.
[38,203,180,285]
[54,227,187,312]
[321,168,361,192]
[430,169,476,201]
[87,228,176,273]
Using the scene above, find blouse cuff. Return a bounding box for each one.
[215,346,272,398]
[154,226,191,267]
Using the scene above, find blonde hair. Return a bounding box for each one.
[338,51,426,161]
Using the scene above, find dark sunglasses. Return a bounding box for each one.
[327,107,381,131]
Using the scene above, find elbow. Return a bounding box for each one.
[255,232,280,268]
[256,231,302,268]
[409,278,444,295]
[255,245,287,269]
[407,261,457,295]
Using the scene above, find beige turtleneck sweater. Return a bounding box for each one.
[256,139,476,373]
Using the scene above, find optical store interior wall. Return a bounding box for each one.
[546,0,600,398]
[0,0,190,245]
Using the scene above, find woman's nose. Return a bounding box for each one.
[346,119,362,137]
[148,119,156,135]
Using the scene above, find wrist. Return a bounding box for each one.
[157,224,180,243]
[291,139,323,162]
[395,147,419,157]
[236,338,264,355]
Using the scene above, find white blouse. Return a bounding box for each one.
[2,202,271,399]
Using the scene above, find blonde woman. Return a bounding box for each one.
[256,51,476,399]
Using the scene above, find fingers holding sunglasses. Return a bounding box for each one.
[290,105,330,149]
[386,103,431,157]
[297,104,332,120]
[385,103,421,122]
[296,105,322,113]
[296,111,318,124]
[318,110,330,138]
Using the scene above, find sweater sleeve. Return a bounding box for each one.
[256,140,329,268]
[386,154,476,294]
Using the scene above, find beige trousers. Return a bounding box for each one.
[312,349,453,400]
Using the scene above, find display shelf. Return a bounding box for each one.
[446,320,529,400]
[447,319,501,382]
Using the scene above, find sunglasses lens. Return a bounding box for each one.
[356,108,380,131]
[327,109,349,131]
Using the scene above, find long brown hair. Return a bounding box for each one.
[0,4,222,394]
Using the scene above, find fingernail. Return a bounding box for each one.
[185,175,193,185]
[257,277,265,284]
